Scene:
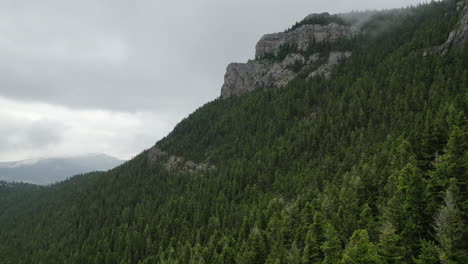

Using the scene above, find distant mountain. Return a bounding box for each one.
[0,154,125,185]
[0,0,467,263]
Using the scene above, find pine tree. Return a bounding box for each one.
[244,226,267,264]
[384,162,427,258]
[265,212,289,263]
[433,181,466,263]
[378,221,405,264]
[320,222,342,264]
[413,240,439,264]
[302,225,321,264]
[341,229,382,264]
[287,241,302,264]
[427,124,468,219]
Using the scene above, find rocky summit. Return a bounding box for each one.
[255,23,358,59]
[1,1,467,263]
[440,0,468,54]
[220,13,358,99]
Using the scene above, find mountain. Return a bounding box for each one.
[0,154,125,185]
[0,0,467,263]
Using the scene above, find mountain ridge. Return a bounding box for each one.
[221,0,468,99]
[0,153,125,185]
[0,0,466,263]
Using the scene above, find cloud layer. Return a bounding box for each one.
[0,97,180,160]
[0,0,427,161]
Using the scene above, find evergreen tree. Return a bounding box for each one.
[413,240,439,264]
[320,222,342,264]
[0,1,466,262]
[378,221,405,264]
[433,181,466,263]
[302,225,322,264]
[287,241,302,264]
[341,229,381,264]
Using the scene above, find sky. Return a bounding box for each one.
[0,0,428,161]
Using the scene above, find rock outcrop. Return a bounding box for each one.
[221,53,308,98]
[440,0,468,54]
[220,13,358,99]
[255,23,358,59]
[308,51,352,79]
[220,51,352,98]
[148,147,214,173]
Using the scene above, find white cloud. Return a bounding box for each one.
[0,96,183,161]
[0,0,430,161]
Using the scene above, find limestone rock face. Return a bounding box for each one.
[220,50,353,98]
[220,13,359,99]
[261,53,306,88]
[308,51,352,79]
[255,23,358,59]
[221,53,309,98]
[440,0,468,54]
[147,147,214,173]
[220,61,270,98]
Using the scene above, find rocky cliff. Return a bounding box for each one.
[220,14,358,99]
[148,147,214,173]
[255,23,358,59]
[221,2,468,99]
[221,53,309,98]
[440,0,468,54]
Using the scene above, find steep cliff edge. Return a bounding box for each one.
[221,1,468,99]
[2,1,467,263]
[220,13,358,99]
[440,0,468,54]
[255,23,358,59]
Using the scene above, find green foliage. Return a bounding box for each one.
[302,224,322,264]
[321,222,342,264]
[0,0,466,263]
[434,181,467,263]
[378,222,405,264]
[287,13,350,32]
[341,229,381,264]
[413,240,439,264]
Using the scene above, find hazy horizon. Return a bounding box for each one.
[0,0,430,162]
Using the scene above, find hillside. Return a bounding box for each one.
[0,154,125,185]
[0,0,467,263]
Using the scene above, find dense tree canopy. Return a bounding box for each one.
[0,0,467,263]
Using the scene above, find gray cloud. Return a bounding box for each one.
[0,0,427,112]
[0,116,64,151]
[0,0,427,161]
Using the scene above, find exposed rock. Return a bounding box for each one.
[308,51,352,79]
[220,50,353,98]
[281,53,307,66]
[307,53,320,64]
[220,61,270,98]
[147,147,214,173]
[220,15,358,98]
[440,0,468,54]
[255,23,358,59]
[260,53,306,88]
[221,53,309,98]
[303,12,332,21]
[165,155,184,171]
[148,147,167,162]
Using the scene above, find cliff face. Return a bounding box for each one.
[441,0,468,54]
[255,23,358,59]
[220,14,358,99]
[221,2,468,99]
[220,54,309,98]
[308,51,352,79]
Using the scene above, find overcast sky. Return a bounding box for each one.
[0,0,428,161]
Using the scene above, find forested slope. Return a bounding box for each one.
[0,0,467,263]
